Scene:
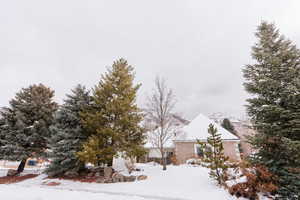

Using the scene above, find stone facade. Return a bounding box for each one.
[174,140,240,164]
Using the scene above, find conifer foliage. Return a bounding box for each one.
[243,22,300,199]
[198,124,229,185]
[46,85,91,177]
[221,118,236,136]
[77,58,145,166]
[0,84,58,173]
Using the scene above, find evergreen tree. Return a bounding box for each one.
[243,22,300,199]
[221,118,236,135]
[0,84,58,173]
[0,115,6,153]
[46,85,91,177]
[198,124,229,186]
[77,58,145,166]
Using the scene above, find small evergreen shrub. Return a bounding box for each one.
[198,124,229,186]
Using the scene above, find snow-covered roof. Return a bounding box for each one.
[177,113,239,141]
[144,139,174,149]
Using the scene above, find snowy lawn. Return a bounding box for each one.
[0,164,240,200]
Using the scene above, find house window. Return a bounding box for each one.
[194,144,204,157]
[194,144,212,157]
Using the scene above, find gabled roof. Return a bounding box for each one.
[177,113,239,141]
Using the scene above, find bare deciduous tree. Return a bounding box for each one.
[146,77,177,170]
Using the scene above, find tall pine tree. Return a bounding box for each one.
[77,59,145,166]
[0,84,58,173]
[46,85,91,177]
[243,22,300,199]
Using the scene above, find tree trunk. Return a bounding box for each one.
[17,158,27,173]
[162,159,167,170]
[160,149,167,170]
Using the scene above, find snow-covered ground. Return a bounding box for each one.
[0,164,239,200]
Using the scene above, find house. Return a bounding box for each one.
[174,113,241,164]
[143,114,189,164]
[144,113,241,164]
[208,113,255,158]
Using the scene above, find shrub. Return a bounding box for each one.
[229,163,278,200]
[198,124,229,186]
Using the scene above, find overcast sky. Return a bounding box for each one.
[0,0,300,120]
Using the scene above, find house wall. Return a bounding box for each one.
[175,142,196,164]
[222,141,241,162]
[175,141,240,164]
[232,122,255,157]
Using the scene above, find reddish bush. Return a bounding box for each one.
[229,163,278,200]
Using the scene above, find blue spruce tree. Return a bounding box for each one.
[46,85,91,177]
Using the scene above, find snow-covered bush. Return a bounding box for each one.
[186,158,202,166]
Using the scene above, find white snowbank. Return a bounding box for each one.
[0,185,150,200]
[1,164,238,200]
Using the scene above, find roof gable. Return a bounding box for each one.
[179,113,239,141]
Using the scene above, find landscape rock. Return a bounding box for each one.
[91,167,104,173]
[64,171,79,178]
[137,175,147,181]
[87,172,94,178]
[104,178,113,183]
[96,177,105,183]
[7,169,18,177]
[124,175,136,182]
[104,167,114,179]
[112,173,125,183]
[95,172,102,177]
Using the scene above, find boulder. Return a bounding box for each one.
[104,178,113,183]
[87,172,94,178]
[7,169,18,177]
[95,172,102,177]
[96,177,105,183]
[137,175,147,181]
[124,175,136,182]
[112,173,125,183]
[104,167,114,179]
[64,171,79,178]
[91,167,104,173]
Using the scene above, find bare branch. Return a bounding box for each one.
[145,77,178,170]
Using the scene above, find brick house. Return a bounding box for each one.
[174,113,241,164]
[144,113,241,164]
